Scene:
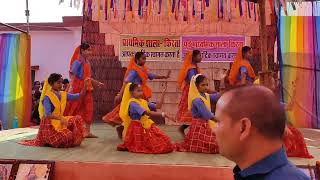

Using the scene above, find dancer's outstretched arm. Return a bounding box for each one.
[154,70,171,79]
[90,78,104,88]
[156,82,167,109]
[144,111,173,122]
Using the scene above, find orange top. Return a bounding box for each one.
[228,48,256,86]
[125,57,152,99]
[83,62,94,91]
[177,52,200,90]
[69,46,93,91]
[69,46,80,71]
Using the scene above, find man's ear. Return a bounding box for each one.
[239,118,252,141]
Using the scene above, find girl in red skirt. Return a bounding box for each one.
[20,73,88,148]
[176,50,202,136]
[103,52,170,139]
[65,43,104,138]
[176,74,220,154]
[117,83,174,154]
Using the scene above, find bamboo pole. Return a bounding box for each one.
[258,0,272,87]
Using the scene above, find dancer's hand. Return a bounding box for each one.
[97,81,104,88]
[221,69,229,79]
[114,93,122,104]
[164,113,174,121]
[84,78,90,90]
[165,70,171,79]
[90,78,104,88]
[60,117,68,128]
[161,82,168,93]
[285,126,292,136]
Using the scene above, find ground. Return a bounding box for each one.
[0,123,319,167]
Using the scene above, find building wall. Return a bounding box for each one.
[30,28,81,81]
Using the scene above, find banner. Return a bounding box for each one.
[120,35,181,61]
[182,36,245,62]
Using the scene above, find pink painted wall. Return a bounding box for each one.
[30,28,81,81]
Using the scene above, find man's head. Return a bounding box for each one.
[80,42,91,57]
[242,46,253,61]
[33,81,41,91]
[214,85,286,162]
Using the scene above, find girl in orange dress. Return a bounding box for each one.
[65,43,104,138]
[176,50,202,136]
[228,46,256,86]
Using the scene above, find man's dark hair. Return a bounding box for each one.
[242,46,252,58]
[80,42,90,53]
[223,85,286,139]
[134,51,145,63]
[48,73,62,85]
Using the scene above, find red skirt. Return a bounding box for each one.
[117,121,174,154]
[176,85,192,124]
[19,116,85,148]
[284,126,313,158]
[64,78,94,124]
[175,119,219,154]
[102,104,122,126]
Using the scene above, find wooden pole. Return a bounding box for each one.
[258,0,272,86]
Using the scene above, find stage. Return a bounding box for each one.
[0,123,319,180]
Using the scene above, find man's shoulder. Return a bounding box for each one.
[266,163,310,180]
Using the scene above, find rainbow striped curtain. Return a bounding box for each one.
[278,2,320,128]
[0,33,32,129]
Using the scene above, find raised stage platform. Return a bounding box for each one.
[0,123,319,180]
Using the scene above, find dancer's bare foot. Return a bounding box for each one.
[85,133,98,138]
[116,125,124,139]
[84,124,97,138]
[178,125,189,137]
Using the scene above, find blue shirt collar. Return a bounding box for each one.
[233,148,289,178]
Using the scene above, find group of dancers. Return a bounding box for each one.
[20,43,313,159]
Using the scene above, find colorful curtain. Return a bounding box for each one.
[0,33,32,129]
[278,2,320,128]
